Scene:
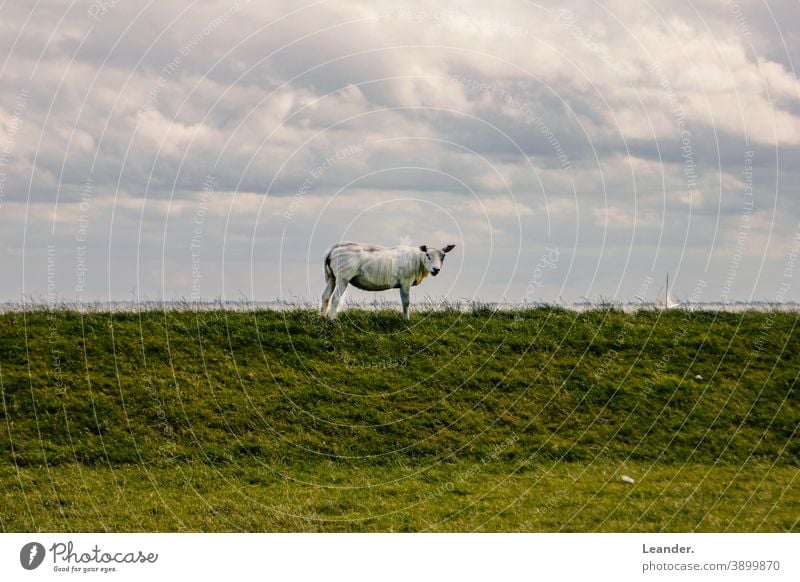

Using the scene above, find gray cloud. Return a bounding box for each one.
[1,0,799,304]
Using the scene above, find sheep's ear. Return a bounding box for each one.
[419,245,427,252]
[443,244,455,253]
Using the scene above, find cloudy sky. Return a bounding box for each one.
[2,0,799,305]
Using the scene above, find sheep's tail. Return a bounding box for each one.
[323,247,334,278]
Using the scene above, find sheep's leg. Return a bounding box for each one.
[321,272,336,316]
[329,280,349,319]
[399,285,411,320]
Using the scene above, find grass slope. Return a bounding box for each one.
[0,307,798,531]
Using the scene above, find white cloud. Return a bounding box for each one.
[0,0,798,302]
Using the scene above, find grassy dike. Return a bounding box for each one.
[0,307,797,531]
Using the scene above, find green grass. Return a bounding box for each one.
[0,307,798,531]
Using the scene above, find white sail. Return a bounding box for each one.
[657,273,680,309]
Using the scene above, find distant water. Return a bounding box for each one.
[3,299,799,313]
